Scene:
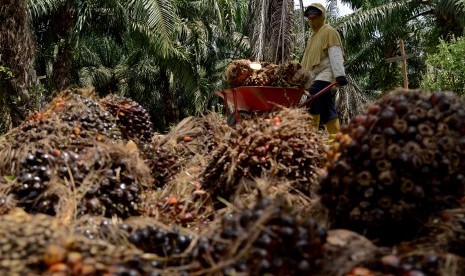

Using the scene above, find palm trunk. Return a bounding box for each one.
[50,3,75,91]
[159,68,179,127]
[0,0,37,132]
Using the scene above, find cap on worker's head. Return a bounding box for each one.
[304,4,323,17]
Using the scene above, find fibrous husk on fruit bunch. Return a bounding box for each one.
[144,159,216,229]
[233,177,329,227]
[0,212,164,275]
[202,107,326,201]
[422,208,465,258]
[72,216,197,266]
[100,94,153,143]
[145,113,230,187]
[346,246,465,276]
[319,89,465,244]
[319,229,383,276]
[0,211,66,275]
[21,88,122,142]
[225,59,311,89]
[0,88,124,173]
[191,197,328,275]
[0,142,152,219]
[224,59,253,88]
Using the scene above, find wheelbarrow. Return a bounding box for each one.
[215,82,337,126]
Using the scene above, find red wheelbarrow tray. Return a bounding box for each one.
[215,86,305,114]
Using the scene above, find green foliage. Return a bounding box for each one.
[422,36,465,95]
[0,65,13,80]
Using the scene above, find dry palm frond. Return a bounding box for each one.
[335,75,372,125]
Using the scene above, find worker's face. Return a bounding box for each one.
[307,14,319,20]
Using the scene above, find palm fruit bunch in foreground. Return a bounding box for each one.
[192,198,328,275]
[319,89,465,244]
[146,113,229,187]
[202,108,327,200]
[346,248,465,276]
[100,94,153,143]
[0,212,66,274]
[423,208,465,258]
[225,59,311,89]
[319,229,382,276]
[0,142,152,219]
[73,216,195,268]
[0,212,159,275]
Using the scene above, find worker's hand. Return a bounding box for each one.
[336,76,348,87]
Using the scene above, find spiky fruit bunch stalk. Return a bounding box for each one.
[146,114,229,187]
[202,108,326,200]
[319,89,465,244]
[100,94,153,143]
[193,198,328,275]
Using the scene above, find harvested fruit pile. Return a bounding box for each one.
[2,87,465,275]
[225,59,311,89]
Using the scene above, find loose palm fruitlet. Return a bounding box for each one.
[225,59,311,89]
[100,94,153,143]
[319,89,465,244]
[192,198,327,275]
[203,108,327,200]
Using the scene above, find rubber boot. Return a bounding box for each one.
[325,117,341,144]
[311,114,320,130]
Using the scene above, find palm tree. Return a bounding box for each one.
[334,0,465,91]
[0,0,38,133]
[249,0,295,63]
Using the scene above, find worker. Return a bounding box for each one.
[301,3,348,143]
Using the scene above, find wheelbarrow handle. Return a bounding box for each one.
[298,82,338,108]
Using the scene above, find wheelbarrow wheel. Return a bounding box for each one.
[226,111,252,126]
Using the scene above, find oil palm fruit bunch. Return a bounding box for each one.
[224,59,310,89]
[146,114,229,187]
[74,216,194,261]
[3,143,152,219]
[1,88,122,152]
[279,60,311,89]
[202,108,326,200]
[0,212,66,274]
[423,208,465,257]
[347,249,465,276]
[100,94,153,143]
[225,59,253,88]
[319,89,465,244]
[0,213,159,275]
[193,198,327,275]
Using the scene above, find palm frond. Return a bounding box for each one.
[127,0,179,58]
[27,0,62,19]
